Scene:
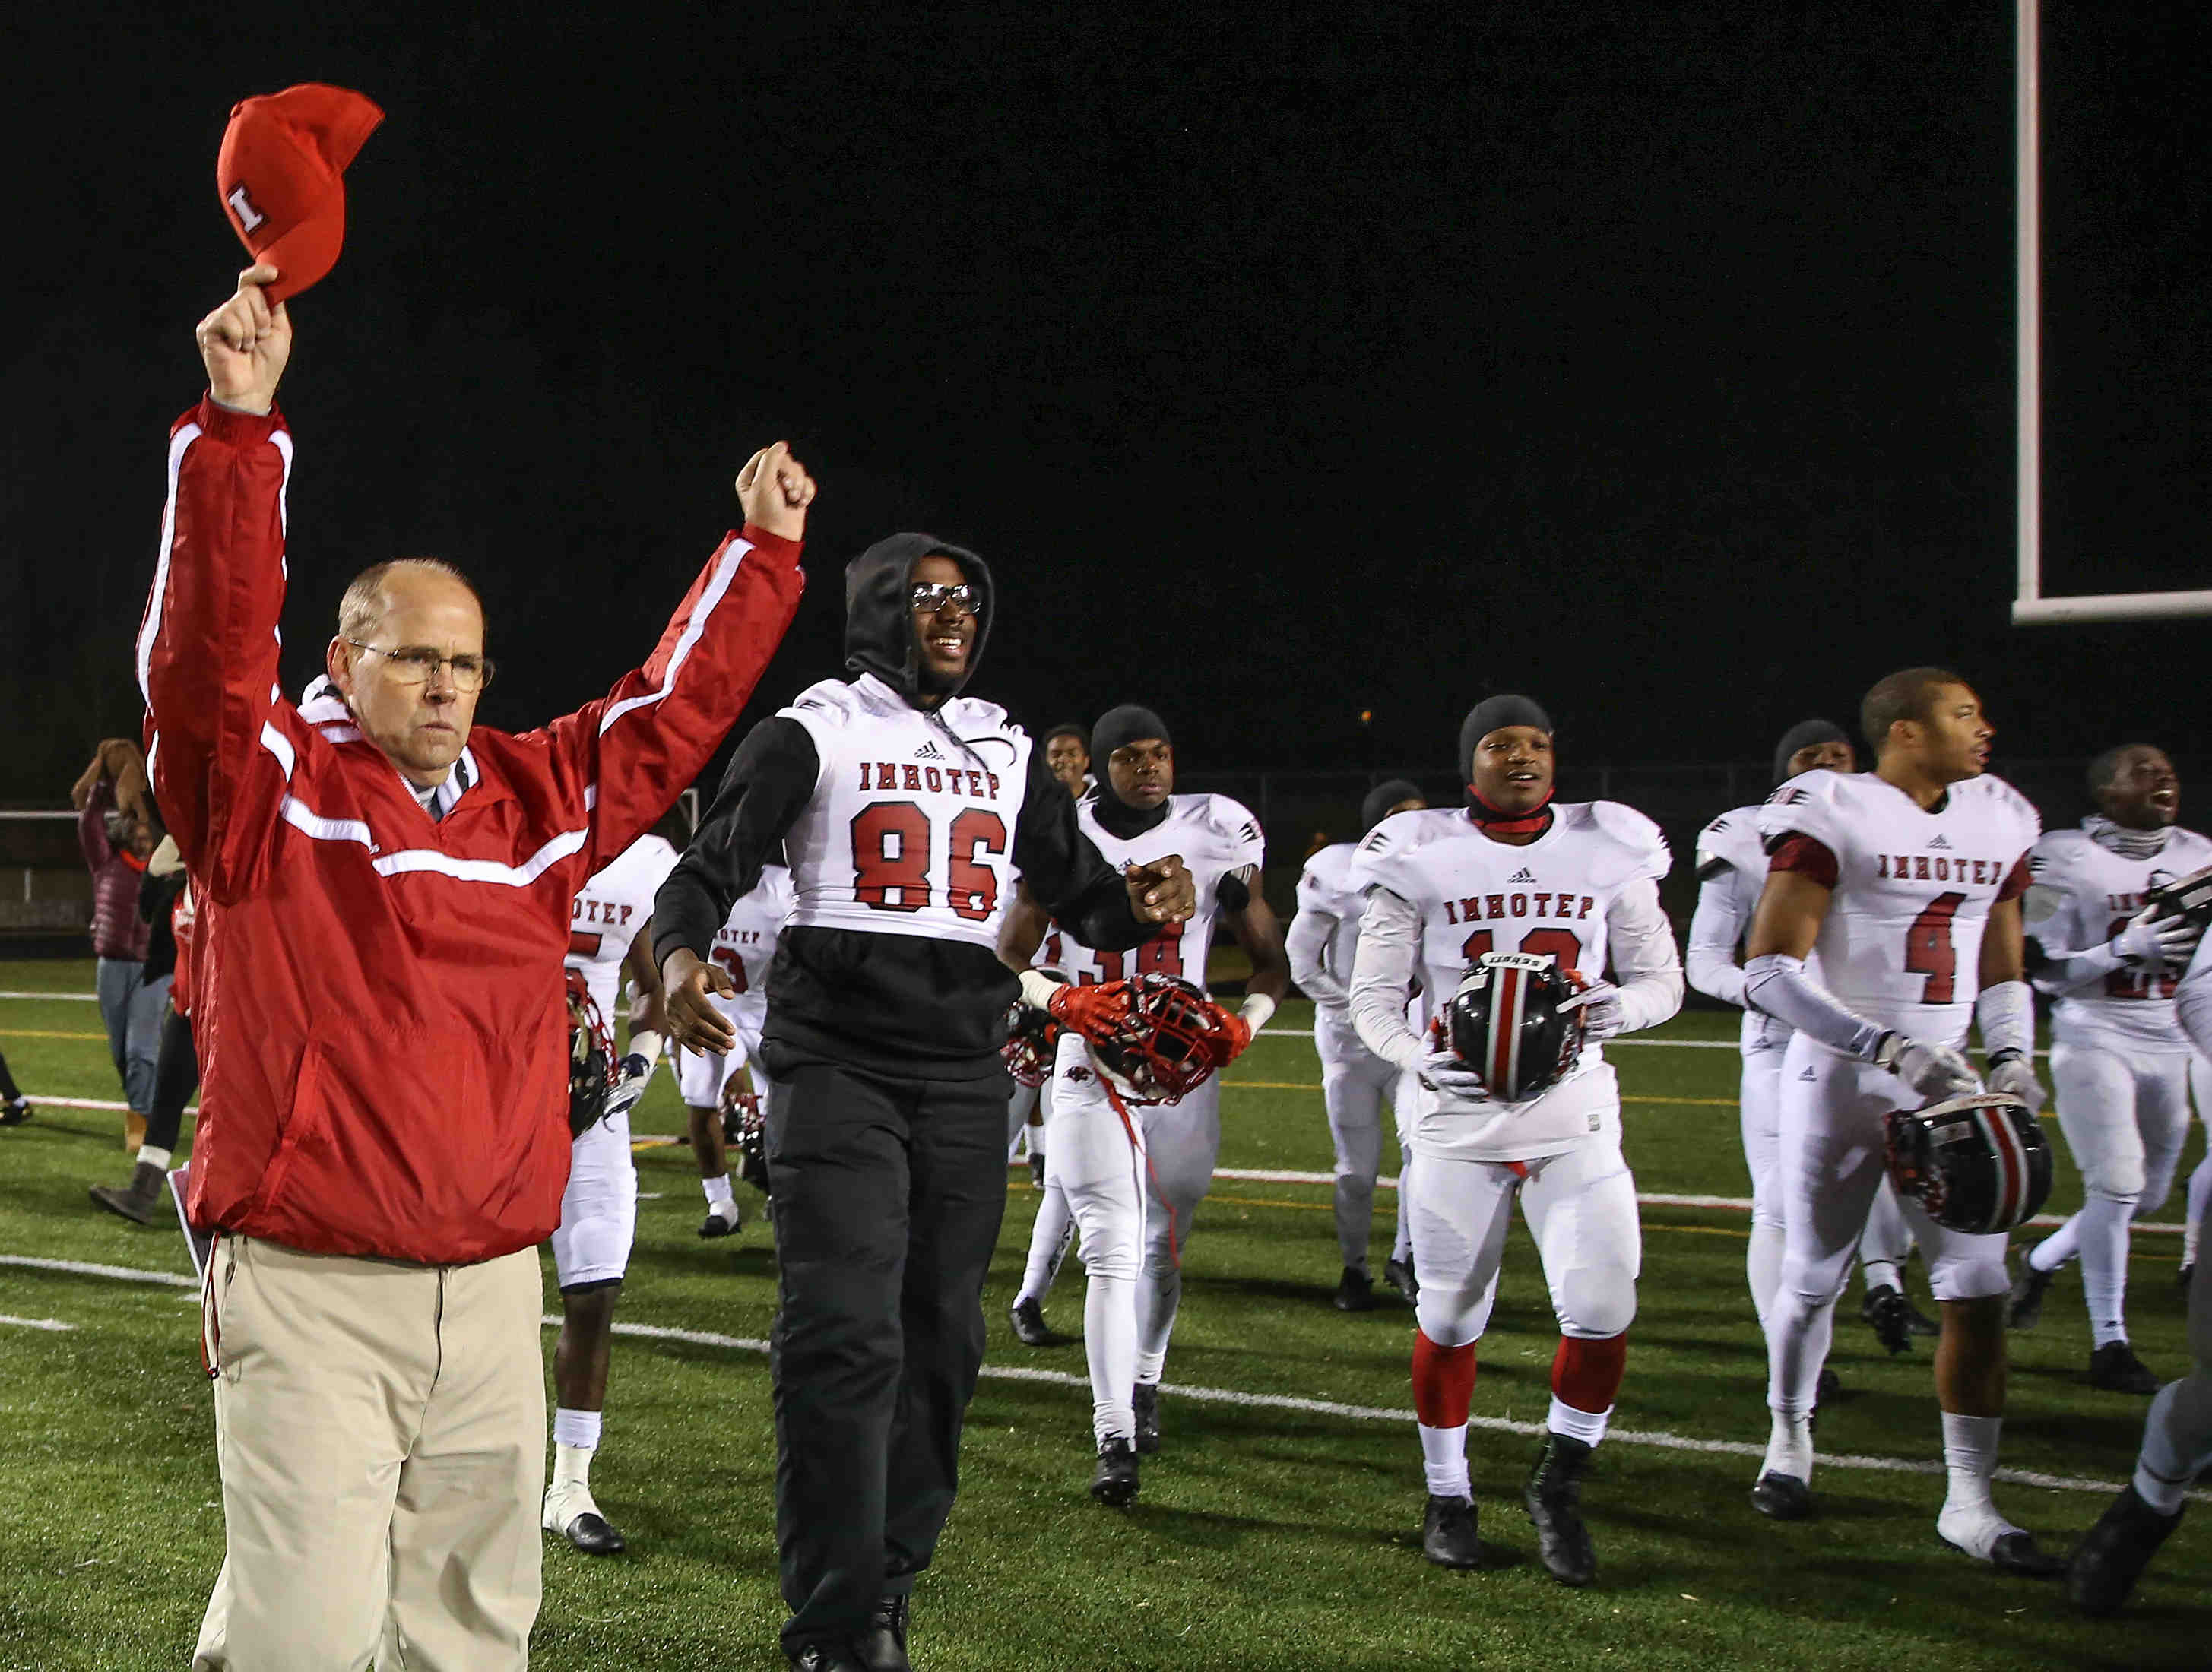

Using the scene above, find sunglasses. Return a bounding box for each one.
[908,583,982,616]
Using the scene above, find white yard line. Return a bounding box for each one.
[0,990,100,1002]
[0,1313,76,1331]
[7,1252,2187,1503]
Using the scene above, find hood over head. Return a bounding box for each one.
[843,532,994,703]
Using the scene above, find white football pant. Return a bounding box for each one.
[550,1109,637,1290]
[1317,1008,1409,1276]
[2134,1198,2212,1511]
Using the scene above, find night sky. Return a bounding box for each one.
[4,3,2205,814]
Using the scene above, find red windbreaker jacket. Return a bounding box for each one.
[139,397,804,1263]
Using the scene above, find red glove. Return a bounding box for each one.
[1045,979,1127,1043]
[1212,1006,1253,1066]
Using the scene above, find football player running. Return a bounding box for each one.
[1741,667,2061,1572]
[1688,722,1935,1363]
[678,857,795,1237]
[543,818,683,1556]
[1287,778,1427,1311]
[1349,695,1682,1587]
[2068,927,2212,1614]
[999,705,1289,1505]
[655,543,1192,1672]
[1005,914,1078,1347]
[2011,745,2209,1391]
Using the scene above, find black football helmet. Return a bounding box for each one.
[1444,952,1586,1103]
[2145,862,2212,933]
[1089,973,1231,1106]
[1884,1092,2053,1234]
[1002,967,1069,1087]
[564,969,615,1138]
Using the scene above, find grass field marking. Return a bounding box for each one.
[0,989,99,1002]
[14,1094,198,1115]
[0,1313,76,1332]
[18,1256,2202,1504]
[1,1028,108,1041]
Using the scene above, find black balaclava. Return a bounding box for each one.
[1458,695,1555,834]
[1091,704,1173,838]
[842,532,994,705]
[1361,778,1424,834]
[1772,718,1849,787]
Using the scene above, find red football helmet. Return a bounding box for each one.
[1002,999,1063,1087]
[1085,974,1236,1106]
[564,969,616,1138]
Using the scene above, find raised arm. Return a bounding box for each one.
[139,267,298,901]
[540,444,813,873]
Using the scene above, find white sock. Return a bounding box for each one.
[2028,1220,2077,1274]
[1418,1421,1471,1499]
[1546,1395,1610,1448]
[552,1408,601,1491]
[1134,1263,1180,1385]
[1764,1287,1833,1418]
[1938,1411,2000,1515]
[1746,1218,1784,1333]
[137,1145,173,1172]
[1860,1259,1902,1294]
[1762,1409,1813,1484]
[702,1173,735,1211]
[2074,1194,2134,1347]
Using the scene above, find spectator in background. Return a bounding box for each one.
[71,737,165,1152]
[90,837,198,1223]
[1043,721,1095,797]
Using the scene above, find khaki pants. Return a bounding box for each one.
[192,1237,545,1671]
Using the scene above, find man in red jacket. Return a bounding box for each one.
[150,265,811,1671]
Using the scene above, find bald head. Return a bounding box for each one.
[326,559,487,787]
[338,559,483,644]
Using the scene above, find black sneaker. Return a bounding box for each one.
[1861,1284,1914,1354]
[2008,1255,2055,1331]
[2087,1341,2161,1396]
[854,1594,911,1672]
[1751,1471,1812,1521]
[2068,1485,2185,1617]
[1133,1382,1161,1455]
[1384,1256,1419,1302]
[1333,1266,1378,1312]
[1421,1494,1482,1569]
[1090,1436,1139,1506]
[1523,1431,1599,1586]
[1008,1296,1054,1347]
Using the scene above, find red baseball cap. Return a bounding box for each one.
[216,84,383,304]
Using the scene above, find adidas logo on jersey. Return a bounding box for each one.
[1927,835,1951,849]
[914,740,948,762]
[1508,867,1537,884]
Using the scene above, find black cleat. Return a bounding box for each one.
[1133,1382,1161,1455]
[543,1483,626,1555]
[0,1097,31,1126]
[1384,1256,1419,1303]
[2008,1255,2055,1332]
[1860,1284,1914,1354]
[2087,1341,2162,1396]
[1904,1299,1940,1338]
[1815,1366,1842,1408]
[1989,1531,2067,1579]
[1090,1436,1139,1506]
[1421,1494,1482,1569]
[788,1643,868,1672]
[1523,1431,1599,1586]
[1008,1295,1054,1347]
[2068,1485,2184,1617]
[699,1201,742,1239]
[1751,1471,1812,1521]
[854,1594,911,1672]
[1333,1266,1379,1312]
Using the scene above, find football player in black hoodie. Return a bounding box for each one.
[657,534,1193,1672]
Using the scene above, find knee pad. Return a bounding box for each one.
[1554,1273,1637,1341]
[1927,1250,2010,1303]
[1413,1298,1486,1349]
[2080,1158,2147,1205]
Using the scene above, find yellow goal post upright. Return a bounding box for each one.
[2012,0,2211,625]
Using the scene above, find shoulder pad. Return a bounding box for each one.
[1589,800,1672,880]
[1969,774,2043,841]
[1755,768,1848,853]
[943,695,1013,735]
[781,679,867,727]
[1199,795,1266,864]
[2027,827,2087,880]
[1694,804,1762,880]
[1348,806,1455,895]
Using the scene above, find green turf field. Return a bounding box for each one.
[1,958,2203,1669]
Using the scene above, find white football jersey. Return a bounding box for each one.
[1755,770,2040,1050]
[2027,822,2212,1050]
[1295,842,1364,996]
[778,674,1032,952]
[704,864,795,1030]
[566,834,680,1022]
[1352,801,1672,1157]
[1054,793,1265,995]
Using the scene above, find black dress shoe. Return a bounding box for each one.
[854,1594,911,1672]
[1333,1266,1379,1312]
[1751,1471,1811,1521]
[1421,1494,1482,1569]
[2068,1485,2185,1617]
[1091,1436,1140,1506]
[2087,1341,2162,1395]
[1132,1382,1161,1455]
[788,1642,867,1672]
[1523,1431,1599,1586]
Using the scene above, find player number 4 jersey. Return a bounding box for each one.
[1755,770,2039,1050]
[778,675,1032,952]
[565,834,680,1024]
[1054,793,1265,994]
[2027,822,2212,1048]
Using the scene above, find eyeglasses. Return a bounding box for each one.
[344,641,496,692]
[908,582,981,617]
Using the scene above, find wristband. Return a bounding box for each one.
[1973,978,2034,1062]
[626,1030,664,1070]
[1238,992,1278,1033]
[1019,968,1065,1012]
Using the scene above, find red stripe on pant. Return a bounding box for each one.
[1412,1331,1477,1427]
[1551,1333,1627,1413]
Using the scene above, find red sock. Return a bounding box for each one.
[1412,1331,1478,1427]
[1551,1333,1627,1413]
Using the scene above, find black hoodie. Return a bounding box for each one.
[655,533,1150,1078]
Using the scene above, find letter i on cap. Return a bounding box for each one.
[216,83,384,304]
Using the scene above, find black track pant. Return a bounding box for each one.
[760,1052,1011,1655]
[144,1007,200,1154]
